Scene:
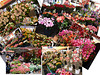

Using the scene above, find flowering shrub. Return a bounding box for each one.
[81,8,100,25]
[64,3,75,8]
[58,30,76,45]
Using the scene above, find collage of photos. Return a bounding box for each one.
[0,0,100,75]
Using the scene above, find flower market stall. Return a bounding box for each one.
[0,0,41,52]
[42,46,82,75]
[6,47,41,74]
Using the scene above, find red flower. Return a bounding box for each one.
[43,4,47,7]
[5,29,7,31]
[53,13,58,17]
[10,27,12,29]
[36,49,41,58]
[54,4,64,8]
[64,4,75,8]
[56,16,65,23]
[47,6,55,9]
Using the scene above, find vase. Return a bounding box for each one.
[75,69,80,74]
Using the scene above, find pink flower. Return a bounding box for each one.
[38,15,54,27]
[24,63,30,67]
[56,16,65,23]
[87,25,97,32]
